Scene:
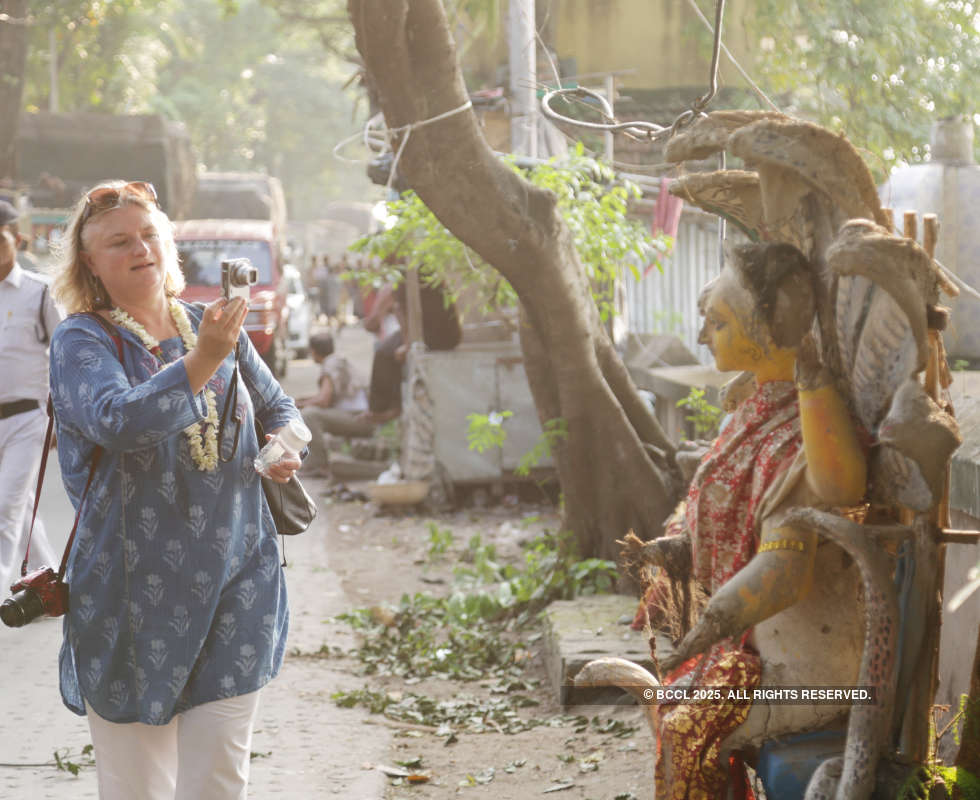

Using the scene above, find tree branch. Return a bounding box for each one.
[349,0,680,559]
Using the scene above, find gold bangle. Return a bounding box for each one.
[758,538,807,554]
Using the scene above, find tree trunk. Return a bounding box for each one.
[0,0,30,180]
[956,622,980,777]
[348,0,681,562]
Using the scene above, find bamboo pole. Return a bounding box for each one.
[882,207,895,232]
[924,215,942,402]
[899,212,950,761]
[903,210,918,241]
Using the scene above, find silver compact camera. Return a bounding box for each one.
[221,258,257,302]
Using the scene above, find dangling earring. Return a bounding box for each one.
[89,272,107,308]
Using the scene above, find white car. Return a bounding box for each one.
[283,264,314,359]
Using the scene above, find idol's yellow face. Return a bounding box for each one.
[698,269,761,372]
[698,267,797,380]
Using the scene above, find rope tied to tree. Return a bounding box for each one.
[382,99,474,191]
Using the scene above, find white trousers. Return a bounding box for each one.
[0,408,56,593]
[85,691,261,800]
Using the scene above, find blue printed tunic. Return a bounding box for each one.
[49,303,293,724]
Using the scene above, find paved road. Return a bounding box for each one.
[0,324,389,798]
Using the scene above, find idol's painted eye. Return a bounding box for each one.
[706,312,725,331]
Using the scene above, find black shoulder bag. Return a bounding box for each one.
[252,418,318,535]
[218,340,317,537]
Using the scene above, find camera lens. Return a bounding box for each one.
[0,589,45,627]
[230,263,258,287]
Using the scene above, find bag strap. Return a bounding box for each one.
[36,283,50,344]
[22,313,123,581]
[219,341,243,462]
[21,401,57,578]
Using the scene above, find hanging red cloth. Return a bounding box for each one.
[646,177,684,276]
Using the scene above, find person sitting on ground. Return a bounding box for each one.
[298,331,373,478]
[361,277,461,425]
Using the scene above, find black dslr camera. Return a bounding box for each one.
[221,258,257,303]
[0,567,68,627]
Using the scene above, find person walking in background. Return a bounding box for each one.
[311,254,334,321]
[297,331,373,479]
[47,180,302,800]
[0,199,62,596]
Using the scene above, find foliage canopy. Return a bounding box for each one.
[350,144,670,319]
[19,0,364,216]
[751,0,980,178]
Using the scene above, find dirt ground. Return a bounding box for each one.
[316,487,655,800]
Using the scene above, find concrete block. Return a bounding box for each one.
[541,594,655,706]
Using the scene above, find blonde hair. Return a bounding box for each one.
[50,180,185,314]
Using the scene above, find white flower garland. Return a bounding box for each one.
[110,299,220,471]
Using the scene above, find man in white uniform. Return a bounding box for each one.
[0,200,62,594]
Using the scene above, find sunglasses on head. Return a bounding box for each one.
[80,181,159,223]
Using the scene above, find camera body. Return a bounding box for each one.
[1,566,68,627]
[221,258,258,303]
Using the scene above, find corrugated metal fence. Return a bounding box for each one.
[622,208,723,360]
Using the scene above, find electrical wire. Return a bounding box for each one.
[540,0,728,141]
[540,0,781,142]
[692,0,725,113]
[541,86,669,140]
[337,0,778,175]
[682,0,780,112]
[935,258,980,302]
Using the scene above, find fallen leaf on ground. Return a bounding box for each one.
[379,766,430,784]
[368,605,397,626]
[472,767,495,784]
[543,780,575,793]
[377,765,411,778]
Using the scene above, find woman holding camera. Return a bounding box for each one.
[47,180,301,799]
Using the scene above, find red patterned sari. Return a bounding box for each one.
[655,380,805,799]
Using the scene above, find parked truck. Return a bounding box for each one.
[16,110,196,217]
[177,171,294,375]
[9,110,196,265]
[189,171,287,239]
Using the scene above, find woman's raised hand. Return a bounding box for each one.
[196,298,248,363]
[184,298,248,395]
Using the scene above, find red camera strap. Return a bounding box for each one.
[21,405,56,578]
[21,314,122,582]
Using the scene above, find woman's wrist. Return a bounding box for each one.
[183,348,224,395]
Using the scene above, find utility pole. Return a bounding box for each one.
[49,28,59,112]
[0,0,30,180]
[604,73,615,164]
[508,0,537,157]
